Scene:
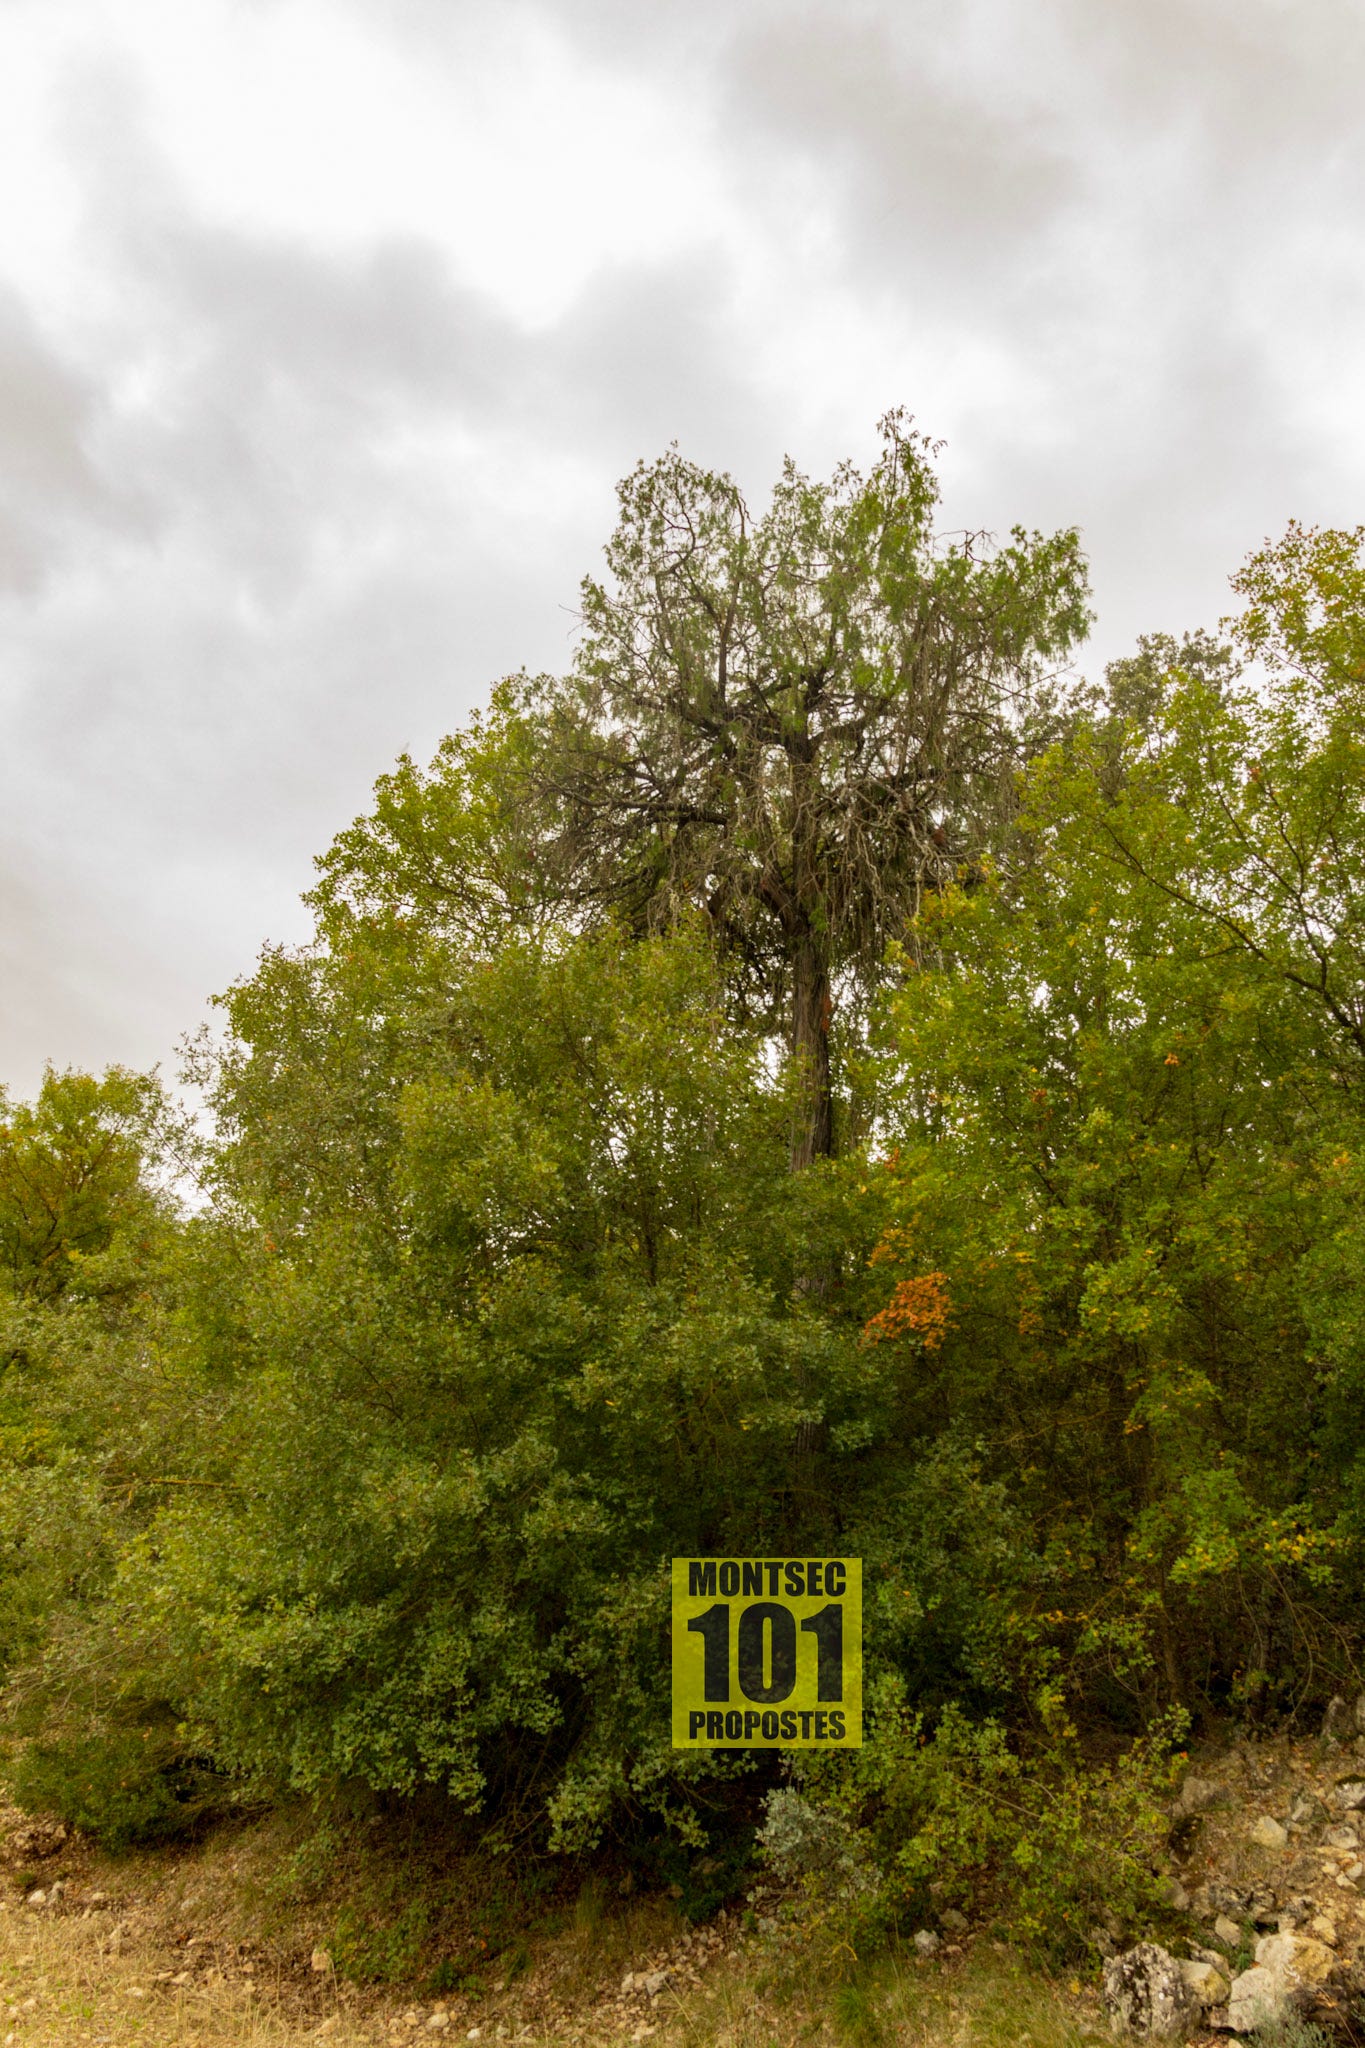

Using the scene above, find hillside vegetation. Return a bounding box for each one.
[2,421,1365,1986]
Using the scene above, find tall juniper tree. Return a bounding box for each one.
[543,412,1091,1165]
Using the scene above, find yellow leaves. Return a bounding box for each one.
[1257,1515,1339,1567]
[868,1223,918,1268]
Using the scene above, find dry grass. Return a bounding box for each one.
[5,1729,1362,2045]
[0,1795,1122,2047]
[0,1893,371,2044]
[662,1946,1112,2048]
[0,1882,1113,2048]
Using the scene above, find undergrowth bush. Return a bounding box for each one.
[762,1682,1186,1964]
[1248,2021,1334,2048]
[10,1722,221,1850]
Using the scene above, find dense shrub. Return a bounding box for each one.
[763,1688,1185,1962]
[11,1723,220,1851]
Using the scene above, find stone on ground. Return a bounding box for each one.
[1103,1943,1200,2039]
[1227,1964,1284,2033]
[1226,1931,1340,2035]
[1177,1957,1229,2007]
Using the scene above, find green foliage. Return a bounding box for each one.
[769,1687,1183,1962]
[43,925,898,1849]
[10,1720,216,1850]
[315,418,1090,1165]
[561,409,1090,1006]
[330,1895,438,1985]
[859,536,1365,1709]
[830,1976,882,2042]
[0,1066,164,1306]
[308,676,566,952]
[322,1849,546,1991]
[631,1815,757,1923]
[2,469,1365,1935]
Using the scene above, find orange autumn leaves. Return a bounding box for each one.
[861,1233,953,1352]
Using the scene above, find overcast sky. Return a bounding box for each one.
[2,0,1362,1100]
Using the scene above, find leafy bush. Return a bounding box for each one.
[10,1723,220,1850]
[627,1813,757,1924]
[757,1787,874,1910]
[765,1685,1185,1963]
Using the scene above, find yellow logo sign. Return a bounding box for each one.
[671,1558,862,1747]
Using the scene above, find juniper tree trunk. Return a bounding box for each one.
[789,923,833,1171]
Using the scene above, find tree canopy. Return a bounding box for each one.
[313,416,1090,1166]
[0,1067,163,1305]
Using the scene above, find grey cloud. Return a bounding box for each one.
[109,230,523,606]
[0,286,121,591]
[2,68,794,1097]
[527,250,786,482]
[340,0,726,68]
[1049,0,1365,157]
[724,7,1077,293]
[54,62,528,600]
[4,0,1365,1100]
[672,1,1365,663]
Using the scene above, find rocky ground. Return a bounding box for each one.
[1100,1693,1365,2038]
[0,1858,1099,2048]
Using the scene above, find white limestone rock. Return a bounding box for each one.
[1227,1964,1285,2033]
[1103,1943,1199,2039]
[1177,1957,1229,2007]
